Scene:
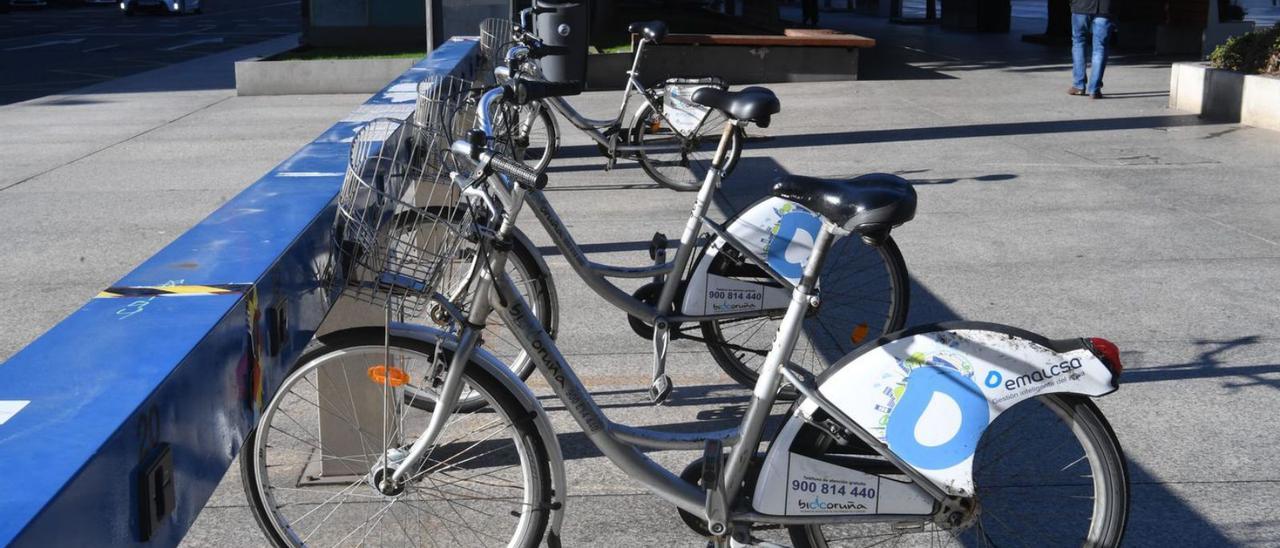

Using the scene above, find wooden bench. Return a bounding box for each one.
[658,31,876,48]
[584,28,875,88]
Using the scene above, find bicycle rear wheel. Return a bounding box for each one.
[788,394,1130,547]
[490,100,557,173]
[632,102,742,191]
[701,236,909,397]
[242,329,552,548]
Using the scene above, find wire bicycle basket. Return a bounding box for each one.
[328,117,475,316]
[480,18,516,75]
[412,74,476,166]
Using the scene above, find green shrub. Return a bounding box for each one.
[1209,23,1280,75]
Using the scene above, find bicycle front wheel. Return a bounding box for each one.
[701,236,909,396]
[632,102,742,191]
[241,329,553,548]
[788,394,1130,547]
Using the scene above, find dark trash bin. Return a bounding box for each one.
[533,0,588,89]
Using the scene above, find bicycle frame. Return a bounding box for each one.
[389,174,949,529]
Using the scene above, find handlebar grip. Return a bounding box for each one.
[488,153,547,190]
[505,78,582,104]
[527,44,570,59]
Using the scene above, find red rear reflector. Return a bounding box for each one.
[1088,338,1122,375]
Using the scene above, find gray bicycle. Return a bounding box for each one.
[431,74,910,404]
[241,83,1131,547]
[484,15,745,191]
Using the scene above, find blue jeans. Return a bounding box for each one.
[1071,14,1112,94]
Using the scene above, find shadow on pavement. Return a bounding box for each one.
[750,114,1204,150]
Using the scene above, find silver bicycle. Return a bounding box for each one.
[241,84,1130,547]
[425,74,909,404]
[483,15,745,191]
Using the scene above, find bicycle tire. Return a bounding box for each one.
[786,393,1130,547]
[632,102,743,192]
[425,226,558,387]
[241,328,553,548]
[701,236,909,398]
[491,100,558,173]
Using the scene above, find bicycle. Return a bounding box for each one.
[417,73,910,403]
[482,15,746,191]
[241,83,1130,547]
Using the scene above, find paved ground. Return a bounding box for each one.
[3,5,1280,548]
[0,0,299,105]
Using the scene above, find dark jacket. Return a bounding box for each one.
[1071,0,1113,15]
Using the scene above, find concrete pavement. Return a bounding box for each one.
[4,7,1280,547]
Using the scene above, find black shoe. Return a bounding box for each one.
[1090,91,1103,99]
[1068,87,1087,96]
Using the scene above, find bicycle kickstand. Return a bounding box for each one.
[650,319,673,405]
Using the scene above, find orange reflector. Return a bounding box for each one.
[367,365,409,387]
[649,119,661,132]
[850,323,870,344]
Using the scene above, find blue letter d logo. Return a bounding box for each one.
[885,366,990,470]
[767,211,822,282]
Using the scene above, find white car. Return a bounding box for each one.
[120,0,200,15]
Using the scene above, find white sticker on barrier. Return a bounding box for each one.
[0,400,30,425]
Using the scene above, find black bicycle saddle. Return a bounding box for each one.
[771,174,917,239]
[690,86,781,128]
[627,20,668,44]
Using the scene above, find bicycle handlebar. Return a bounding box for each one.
[502,77,582,105]
[450,136,548,190]
[526,43,569,59]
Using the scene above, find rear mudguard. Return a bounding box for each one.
[753,322,1118,514]
[681,196,821,316]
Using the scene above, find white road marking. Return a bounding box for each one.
[3,38,86,52]
[0,401,30,426]
[161,37,224,51]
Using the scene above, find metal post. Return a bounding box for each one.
[425,0,435,54]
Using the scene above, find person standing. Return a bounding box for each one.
[1068,0,1114,98]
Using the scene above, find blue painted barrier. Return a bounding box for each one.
[0,38,480,546]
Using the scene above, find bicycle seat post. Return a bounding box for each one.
[627,38,647,79]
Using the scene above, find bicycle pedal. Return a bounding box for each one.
[649,375,673,405]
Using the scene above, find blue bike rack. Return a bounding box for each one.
[0,38,480,547]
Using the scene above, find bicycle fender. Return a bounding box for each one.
[383,322,568,544]
[681,196,819,316]
[510,227,560,338]
[756,322,1118,509]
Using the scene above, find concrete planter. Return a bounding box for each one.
[235,57,422,96]
[1169,62,1280,131]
